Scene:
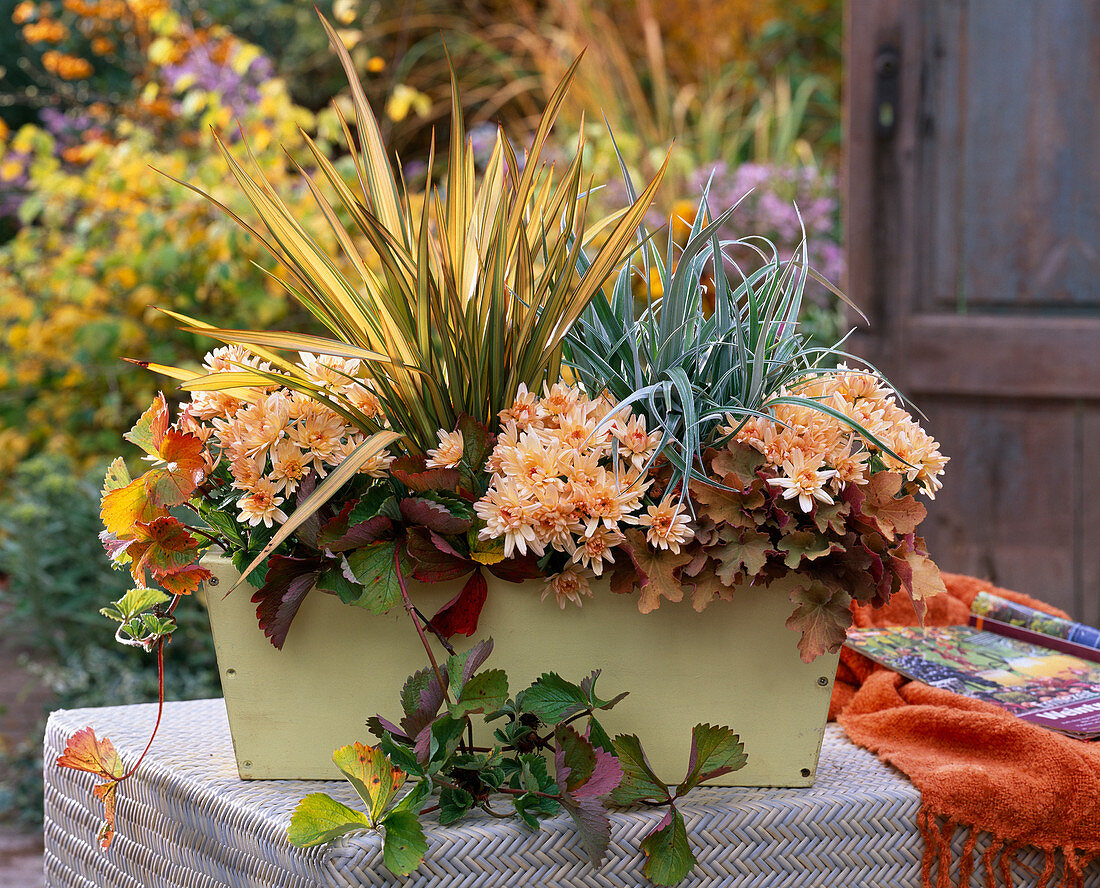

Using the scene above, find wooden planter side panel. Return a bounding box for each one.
[845,0,1100,623]
[202,558,837,787]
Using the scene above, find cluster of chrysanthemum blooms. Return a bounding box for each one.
[187,349,946,612]
[729,365,948,512]
[184,347,392,528]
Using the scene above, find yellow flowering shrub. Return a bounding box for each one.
[0,32,350,483]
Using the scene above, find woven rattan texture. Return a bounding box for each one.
[44,699,1096,887]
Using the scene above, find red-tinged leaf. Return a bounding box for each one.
[688,571,736,612]
[677,724,747,793]
[847,472,927,541]
[143,429,207,509]
[640,808,696,886]
[153,563,213,596]
[889,536,946,621]
[708,445,765,490]
[124,394,170,457]
[786,580,853,663]
[100,476,161,538]
[99,529,134,563]
[429,570,487,638]
[126,517,201,587]
[319,500,394,552]
[93,781,119,850]
[252,555,324,649]
[624,530,691,614]
[688,481,754,528]
[609,562,638,596]
[399,497,473,535]
[775,530,834,570]
[56,727,125,852]
[406,527,472,583]
[486,552,544,582]
[712,527,772,583]
[390,456,460,493]
[553,725,620,866]
[56,727,124,779]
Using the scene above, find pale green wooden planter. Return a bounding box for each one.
[202,555,838,787]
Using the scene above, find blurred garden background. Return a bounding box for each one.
[0,0,845,838]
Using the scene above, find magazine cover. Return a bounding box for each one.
[969,591,1100,663]
[845,625,1100,739]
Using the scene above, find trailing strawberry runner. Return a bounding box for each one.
[58,12,948,885]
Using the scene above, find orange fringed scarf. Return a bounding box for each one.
[831,573,1100,888]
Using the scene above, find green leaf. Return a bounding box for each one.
[451,669,508,719]
[523,673,590,724]
[99,588,170,623]
[379,734,423,777]
[587,717,615,755]
[677,725,748,794]
[610,734,670,805]
[315,563,362,604]
[426,714,466,772]
[391,778,432,815]
[197,500,245,548]
[776,530,833,569]
[286,793,371,848]
[640,808,696,886]
[380,810,427,877]
[444,638,494,698]
[344,542,410,614]
[438,786,475,825]
[580,670,629,713]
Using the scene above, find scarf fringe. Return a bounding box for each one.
[918,804,1098,888]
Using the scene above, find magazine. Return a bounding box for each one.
[845,598,1100,740]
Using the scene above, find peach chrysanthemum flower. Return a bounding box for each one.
[289,403,347,474]
[427,429,465,469]
[499,430,564,495]
[233,391,291,459]
[297,352,361,389]
[541,381,581,418]
[572,524,624,576]
[269,440,310,494]
[237,478,288,528]
[475,477,544,558]
[542,565,593,609]
[343,382,384,419]
[766,449,836,513]
[229,454,265,492]
[498,383,543,430]
[637,495,695,554]
[530,484,583,551]
[613,414,661,471]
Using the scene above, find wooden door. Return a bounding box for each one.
[845,0,1100,621]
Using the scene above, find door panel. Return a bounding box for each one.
[845,0,1100,618]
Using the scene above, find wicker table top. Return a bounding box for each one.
[43,698,1095,888]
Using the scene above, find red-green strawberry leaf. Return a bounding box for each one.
[677,724,747,793]
[640,808,697,886]
[251,555,323,649]
[428,569,487,638]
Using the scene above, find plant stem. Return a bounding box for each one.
[394,542,451,706]
[432,776,560,803]
[414,606,456,656]
[119,638,165,782]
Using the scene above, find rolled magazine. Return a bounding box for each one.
[845,594,1100,739]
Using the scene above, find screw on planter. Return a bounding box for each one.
[817,676,830,687]
[226,668,237,678]
[208,576,219,586]
[242,761,252,769]
[800,768,812,778]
